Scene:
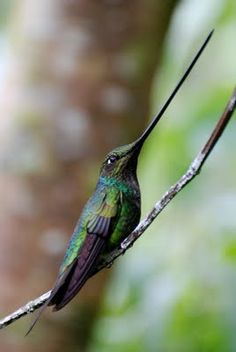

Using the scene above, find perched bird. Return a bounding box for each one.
[27,30,213,334]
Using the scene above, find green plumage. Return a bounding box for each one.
[61,171,141,274]
[47,143,141,311]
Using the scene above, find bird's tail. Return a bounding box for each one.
[25,296,51,336]
[25,257,79,335]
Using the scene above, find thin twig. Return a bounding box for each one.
[0,88,235,330]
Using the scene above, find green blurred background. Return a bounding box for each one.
[0,0,235,351]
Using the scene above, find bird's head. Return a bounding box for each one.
[99,141,141,180]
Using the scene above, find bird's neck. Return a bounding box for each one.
[99,174,139,196]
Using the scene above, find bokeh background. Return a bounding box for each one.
[0,0,235,351]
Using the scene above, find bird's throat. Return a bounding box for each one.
[100,176,138,196]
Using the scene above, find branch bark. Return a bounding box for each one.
[0,87,235,330]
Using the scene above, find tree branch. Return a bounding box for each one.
[0,88,235,330]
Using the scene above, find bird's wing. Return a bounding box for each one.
[26,188,120,335]
[49,188,120,310]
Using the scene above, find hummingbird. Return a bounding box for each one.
[26,30,213,334]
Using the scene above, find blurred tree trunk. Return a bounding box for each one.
[0,0,178,351]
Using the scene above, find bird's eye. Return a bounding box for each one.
[107,155,117,165]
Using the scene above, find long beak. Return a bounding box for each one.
[132,29,214,152]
